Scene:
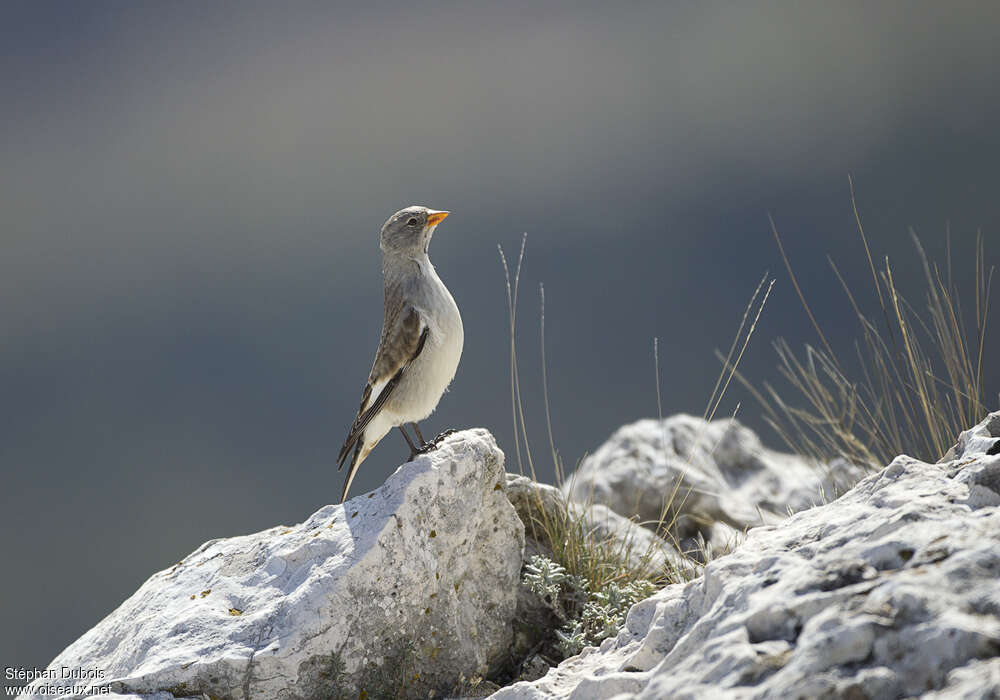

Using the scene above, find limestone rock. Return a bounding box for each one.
[491,411,1000,699]
[19,429,524,700]
[562,414,864,551]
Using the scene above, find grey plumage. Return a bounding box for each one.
[337,206,464,502]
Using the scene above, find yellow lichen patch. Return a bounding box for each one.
[424,607,430,615]
[200,589,211,598]
[359,691,368,700]
[190,594,195,600]
[228,608,243,616]
[428,530,437,538]
[313,532,320,537]
[494,483,502,490]
[281,529,292,535]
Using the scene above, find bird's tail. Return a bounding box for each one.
[336,424,360,471]
[339,439,366,503]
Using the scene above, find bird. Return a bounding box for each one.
[336,206,464,503]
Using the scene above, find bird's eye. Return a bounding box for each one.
[406,217,419,226]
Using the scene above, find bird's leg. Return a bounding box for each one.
[398,426,419,460]
[414,427,458,455]
[411,422,426,445]
[431,429,457,443]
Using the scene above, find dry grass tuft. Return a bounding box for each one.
[732,178,995,470]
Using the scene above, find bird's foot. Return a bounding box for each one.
[415,429,457,455]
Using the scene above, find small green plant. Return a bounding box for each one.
[522,554,656,659]
[522,554,576,607]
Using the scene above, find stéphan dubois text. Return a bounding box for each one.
[6,666,106,682]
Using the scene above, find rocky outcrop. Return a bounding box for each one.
[491,411,1000,699]
[501,416,843,685]
[23,412,1000,700]
[19,429,524,700]
[562,414,865,554]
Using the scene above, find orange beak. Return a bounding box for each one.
[427,210,450,226]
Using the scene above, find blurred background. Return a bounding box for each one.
[3,1,999,681]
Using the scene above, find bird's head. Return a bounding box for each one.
[379,206,450,258]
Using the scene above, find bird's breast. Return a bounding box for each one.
[421,280,463,379]
[386,269,463,422]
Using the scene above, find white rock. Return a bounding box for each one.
[563,414,864,549]
[19,429,524,700]
[83,695,186,700]
[491,412,1000,699]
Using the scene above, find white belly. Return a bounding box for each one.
[384,272,463,423]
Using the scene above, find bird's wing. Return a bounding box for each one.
[337,304,428,472]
